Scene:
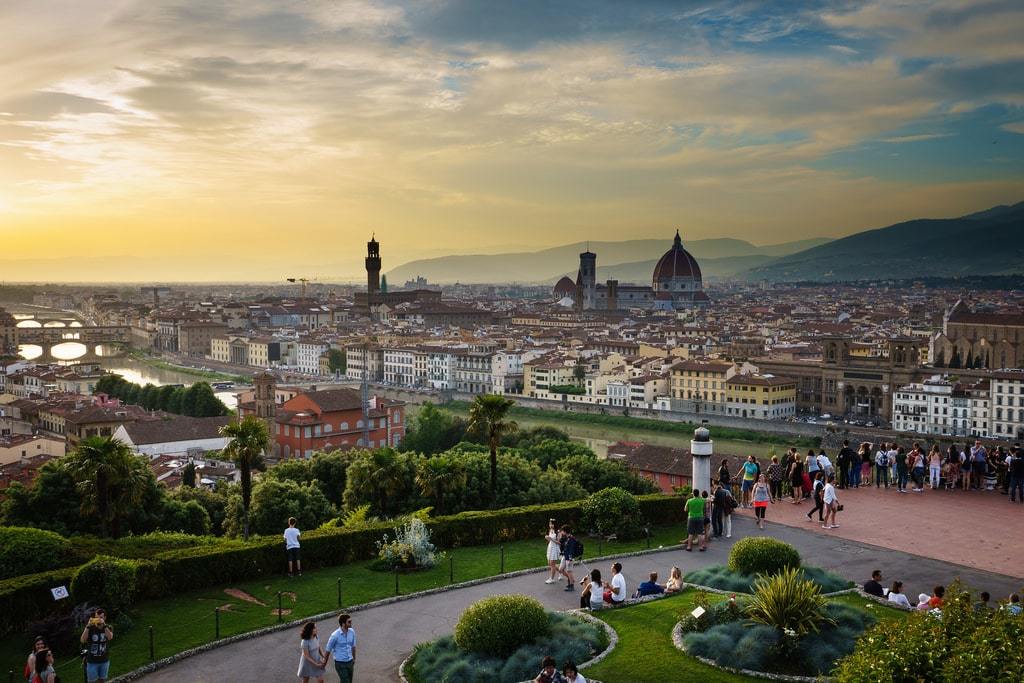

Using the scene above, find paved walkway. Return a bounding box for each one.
[139,515,1022,683]
[731,479,1024,576]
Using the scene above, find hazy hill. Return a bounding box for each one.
[743,202,1024,282]
[386,236,829,284]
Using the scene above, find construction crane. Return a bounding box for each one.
[286,277,318,298]
[140,286,170,311]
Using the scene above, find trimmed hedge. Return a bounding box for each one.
[0,494,686,637]
[728,537,801,576]
[71,555,159,615]
[0,526,74,580]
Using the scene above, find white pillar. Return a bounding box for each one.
[690,423,713,494]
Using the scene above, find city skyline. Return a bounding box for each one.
[2,1,1023,281]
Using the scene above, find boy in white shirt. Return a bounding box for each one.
[284,517,302,577]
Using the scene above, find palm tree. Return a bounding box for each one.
[415,456,467,516]
[220,416,269,540]
[467,394,517,504]
[64,436,149,537]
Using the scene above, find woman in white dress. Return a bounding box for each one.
[544,519,561,584]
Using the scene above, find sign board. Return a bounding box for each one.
[690,605,706,618]
[50,586,69,601]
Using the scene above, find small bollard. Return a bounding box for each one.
[215,607,220,639]
[9,668,15,683]
[394,567,400,596]
[277,592,283,622]
[449,555,454,584]
[149,625,155,661]
[337,577,342,608]
[500,545,505,573]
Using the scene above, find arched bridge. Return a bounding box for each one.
[15,325,132,361]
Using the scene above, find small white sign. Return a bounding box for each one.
[51,586,69,601]
[690,605,706,618]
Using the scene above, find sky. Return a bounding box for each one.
[0,0,1022,282]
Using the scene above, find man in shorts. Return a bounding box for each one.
[683,490,706,552]
[284,517,302,577]
[558,525,578,591]
[80,607,113,683]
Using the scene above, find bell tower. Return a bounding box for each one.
[366,235,381,296]
[254,371,277,422]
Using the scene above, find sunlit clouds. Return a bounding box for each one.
[0,0,1022,281]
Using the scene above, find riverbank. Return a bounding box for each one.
[441,400,820,450]
[126,349,250,384]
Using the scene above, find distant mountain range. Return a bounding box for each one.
[742,202,1024,282]
[385,236,830,284]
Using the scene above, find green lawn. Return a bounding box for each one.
[583,589,907,682]
[1,522,691,680]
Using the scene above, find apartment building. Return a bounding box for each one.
[297,338,330,375]
[991,370,1024,440]
[725,374,797,420]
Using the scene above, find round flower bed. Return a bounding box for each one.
[404,609,609,682]
[685,564,852,594]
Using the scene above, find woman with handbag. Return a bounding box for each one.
[822,473,840,529]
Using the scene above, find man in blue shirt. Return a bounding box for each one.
[325,613,356,683]
[636,571,665,598]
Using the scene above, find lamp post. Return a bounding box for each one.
[691,420,713,494]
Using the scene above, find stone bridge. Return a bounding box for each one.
[15,325,131,361]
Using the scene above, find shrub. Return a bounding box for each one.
[678,593,746,634]
[581,487,644,539]
[454,594,549,658]
[70,555,152,614]
[746,566,831,636]
[0,568,77,638]
[375,518,439,570]
[0,526,74,580]
[728,537,800,576]
[685,564,850,594]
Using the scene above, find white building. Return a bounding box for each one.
[492,350,525,395]
[892,376,969,437]
[113,416,232,459]
[968,380,991,438]
[991,370,1024,440]
[345,345,384,382]
[383,348,417,386]
[455,351,494,395]
[297,339,330,376]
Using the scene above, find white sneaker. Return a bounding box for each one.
[545,578,556,584]
[726,534,731,538]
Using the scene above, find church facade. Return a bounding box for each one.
[553,231,710,311]
[930,300,1024,370]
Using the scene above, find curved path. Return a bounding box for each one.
[137,515,1021,683]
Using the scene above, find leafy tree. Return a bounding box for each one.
[556,454,659,495]
[156,384,178,410]
[401,403,467,455]
[182,382,227,417]
[521,439,595,470]
[573,359,586,384]
[167,484,231,536]
[327,348,346,374]
[220,416,269,540]
[949,346,962,369]
[139,383,159,410]
[343,448,421,517]
[467,394,518,504]
[181,461,197,487]
[63,436,151,537]
[415,455,467,515]
[380,274,389,293]
[225,478,336,537]
[263,458,314,486]
[0,463,96,537]
[501,425,570,449]
[309,450,354,507]
[524,468,586,503]
[167,387,185,414]
[159,498,212,535]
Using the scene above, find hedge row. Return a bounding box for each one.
[0,494,686,637]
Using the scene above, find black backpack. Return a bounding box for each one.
[564,535,584,560]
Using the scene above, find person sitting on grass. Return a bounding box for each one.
[664,566,683,593]
[683,489,707,552]
[974,591,992,612]
[887,581,912,608]
[635,571,665,598]
[604,562,627,605]
[534,655,566,683]
[863,569,885,598]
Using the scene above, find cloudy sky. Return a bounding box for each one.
[1,0,1022,281]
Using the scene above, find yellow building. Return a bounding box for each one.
[725,374,797,420]
[670,359,736,403]
[523,358,578,397]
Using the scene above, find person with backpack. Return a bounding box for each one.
[806,471,826,522]
[836,440,854,489]
[559,525,581,592]
[875,443,890,488]
[80,607,113,683]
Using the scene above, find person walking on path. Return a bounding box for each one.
[875,443,890,488]
[683,490,707,551]
[895,446,909,493]
[752,474,771,530]
[928,445,943,490]
[766,455,784,502]
[544,519,561,584]
[837,440,854,489]
[736,456,758,508]
[285,517,302,577]
[1008,445,1024,503]
[81,607,113,683]
[558,526,580,592]
[324,614,356,683]
[297,622,326,683]
[789,453,804,504]
[806,471,826,523]
[822,474,840,529]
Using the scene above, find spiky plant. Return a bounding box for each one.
[746,566,833,636]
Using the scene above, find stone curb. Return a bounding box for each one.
[397,609,616,683]
[107,542,692,682]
